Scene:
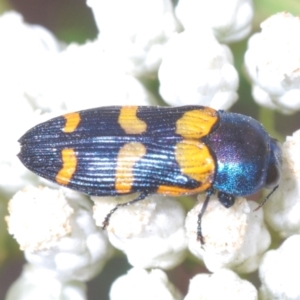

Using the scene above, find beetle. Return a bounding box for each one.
[18,105,282,244]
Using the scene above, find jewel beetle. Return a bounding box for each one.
[18,105,282,243]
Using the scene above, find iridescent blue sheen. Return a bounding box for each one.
[205,111,281,196]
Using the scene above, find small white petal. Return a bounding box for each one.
[109,268,182,300]
[184,269,257,300]
[159,31,238,109]
[176,0,253,43]
[259,235,300,299]
[5,264,86,300]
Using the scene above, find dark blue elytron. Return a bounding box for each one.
[18,106,282,244]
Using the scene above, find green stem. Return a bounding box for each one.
[258,107,283,141]
[0,1,12,13]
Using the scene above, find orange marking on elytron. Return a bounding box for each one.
[115,142,147,193]
[157,184,211,196]
[118,106,147,134]
[56,148,77,185]
[62,112,81,133]
[160,140,215,195]
[176,107,218,139]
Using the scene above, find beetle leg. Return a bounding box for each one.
[102,191,150,230]
[217,192,235,208]
[197,188,214,245]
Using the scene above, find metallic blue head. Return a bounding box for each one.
[205,111,282,197]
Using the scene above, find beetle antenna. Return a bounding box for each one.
[254,185,279,211]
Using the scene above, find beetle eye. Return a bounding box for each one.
[265,139,282,189]
[265,163,280,188]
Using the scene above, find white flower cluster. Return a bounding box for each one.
[6,186,74,251]
[259,235,300,299]
[2,2,300,300]
[176,0,253,43]
[185,269,257,300]
[186,196,270,273]
[264,130,300,238]
[92,194,187,270]
[158,30,239,109]
[245,12,300,114]
[252,129,300,298]
[0,12,61,197]
[5,187,112,299]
